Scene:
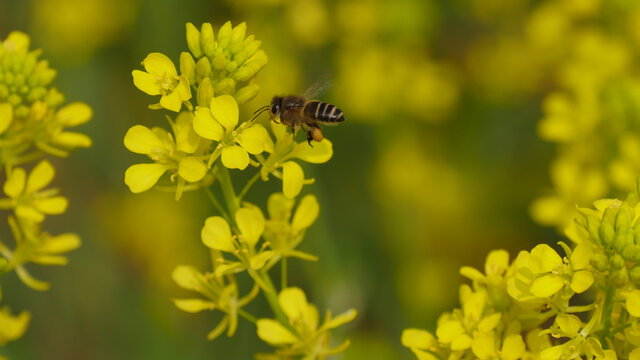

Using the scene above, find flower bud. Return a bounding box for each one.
[27,87,46,102]
[611,253,625,270]
[215,78,235,95]
[610,268,629,288]
[196,57,212,82]
[234,50,268,82]
[591,253,608,272]
[616,207,631,233]
[44,88,64,107]
[600,221,615,247]
[217,21,233,49]
[200,23,215,58]
[197,77,214,107]
[623,244,639,261]
[186,23,202,58]
[213,53,227,71]
[587,215,601,244]
[225,61,238,73]
[180,52,196,85]
[229,23,247,54]
[8,94,21,106]
[614,234,631,253]
[235,84,260,104]
[630,266,640,283]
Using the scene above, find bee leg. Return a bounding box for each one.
[306,131,314,147]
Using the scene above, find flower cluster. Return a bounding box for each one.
[0,31,91,346]
[404,181,640,359]
[126,21,355,358]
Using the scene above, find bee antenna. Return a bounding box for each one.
[249,106,269,122]
[253,105,269,114]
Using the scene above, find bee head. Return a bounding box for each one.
[270,96,283,118]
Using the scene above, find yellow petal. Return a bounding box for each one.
[570,270,594,293]
[570,244,592,271]
[3,31,30,52]
[236,206,265,247]
[25,160,54,194]
[267,192,295,221]
[628,290,640,317]
[401,328,437,349]
[323,309,357,330]
[0,103,13,134]
[221,145,249,170]
[124,125,164,154]
[132,70,161,95]
[471,332,495,359]
[256,319,298,345]
[294,138,333,163]
[173,298,215,313]
[278,287,308,321]
[485,250,509,276]
[174,111,200,154]
[52,132,92,148]
[55,102,92,127]
[630,348,640,360]
[555,314,581,338]
[462,292,484,321]
[160,89,182,112]
[201,216,235,252]
[529,244,563,274]
[530,274,565,298]
[34,196,68,215]
[142,52,177,77]
[171,265,203,291]
[210,95,238,130]
[39,233,81,253]
[291,194,319,233]
[411,349,439,360]
[0,307,30,346]
[4,168,25,198]
[124,163,168,193]
[501,334,526,360]
[176,75,192,101]
[237,125,268,155]
[282,161,304,199]
[250,250,275,270]
[436,320,465,343]
[193,107,223,141]
[15,205,44,222]
[178,157,207,182]
[451,334,472,350]
[540,345,566,360]
[477,313,501,332]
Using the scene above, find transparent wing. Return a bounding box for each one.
[303,77,333,100]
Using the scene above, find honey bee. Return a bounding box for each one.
[253,92,344,145]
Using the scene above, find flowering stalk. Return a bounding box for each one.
[0,31,92,347]
[125,21,355,358]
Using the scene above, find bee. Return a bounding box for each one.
[253,91,345,145]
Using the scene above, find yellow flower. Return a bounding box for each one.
[256,287,356,358]
[132,52,192,112]
[124,111,208,197]
[0,160,67,223]
[192,95,268,170]
[0,306,30,346]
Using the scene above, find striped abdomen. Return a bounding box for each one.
[303,101,345,124]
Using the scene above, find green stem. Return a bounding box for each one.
[203,186,231,223]
[238,171,261,202]
[237,309,258,324]
[281,257,287,289]
[259,269,291,330]
[600,283,615,348]
[217,164,240,221]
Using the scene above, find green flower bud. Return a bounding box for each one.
[215,78,235,95]
[587,214,602,245]
[200,23,215,58]
[180,52,196,85]
[603,205,620,226]
[611,253,626,270]
[8,94,21,106]
[614,233,631,253]
[197,77,214,107]
[591,253,608,272]
[44,88,64,107]
[225,61,238,73]
[610,268,629,288]
[213,53,227,71]
[630,266,640,283]
[616,207,631,233]
[623,244,638,261]
[27,87,46,102]
[196,57,212,82]
[235,84,260,104]
[229,22,247,54]
[39,68,56,85]
[186,22,202,58]
[634,249,640,262]
[234,50,268,82]
[217,21,233,49]
[600,221,615,247]
[14,105,28,118]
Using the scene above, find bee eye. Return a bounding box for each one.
[271,103,280,114]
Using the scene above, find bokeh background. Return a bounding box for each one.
[2,0,638,358]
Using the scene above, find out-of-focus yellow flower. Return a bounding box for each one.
[286,0,330,47]
[132,53,192,112]
[256,287,356,358]
[0,160,67,223]
[0,306,30,346]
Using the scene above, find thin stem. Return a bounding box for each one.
[217,164,240,221]
[281,257,287,289]
[600,283,615,348]
[237,309,258,324]
[238,171,261,202]
[259,269,293,331]
[203,186,231,223]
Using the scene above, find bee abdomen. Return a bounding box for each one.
[304,101,345,124]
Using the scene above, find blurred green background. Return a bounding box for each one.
[0,0,593,358]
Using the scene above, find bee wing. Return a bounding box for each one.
[303,77,333,100]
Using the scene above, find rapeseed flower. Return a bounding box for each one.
[132,53,192,112]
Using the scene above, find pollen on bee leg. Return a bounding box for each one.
[311,128,323,142]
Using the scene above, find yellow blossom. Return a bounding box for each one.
[132,53,192,112]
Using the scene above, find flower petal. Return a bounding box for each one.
[124,163,168,193]
[628,289,640,317]
[530,274,565,298]
[132,70,161,95]
[193,107,223,141]
[15,205,44,222]
[55,102,92,127]
[236,206,265,247]
[0,102,13,134]
[529,244,563,274]
[256,319,298,345]
[282,161,304,199]
[160,89,182,112]
[570,270,594,293]
[291,194,319,234]
[142,52,177,77]
[201,216,235,252]
[501,334,526,360]
[0,307,30,346]
[52,132,92,148]
[173,298,215,313]
[39,233,81,253]
[210,95,238,130]
[26,160,55,193]
[178,157,207,182]
[323,309,357,330]
[237,125,268,155]
[294,138,333,164]
[174,111,200,153]
[402,328,437,350]
[221,145,249,170]
[124,125,164,154]
[33,196,68,215]
[278,287,308,321]
[4,168,25,198]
